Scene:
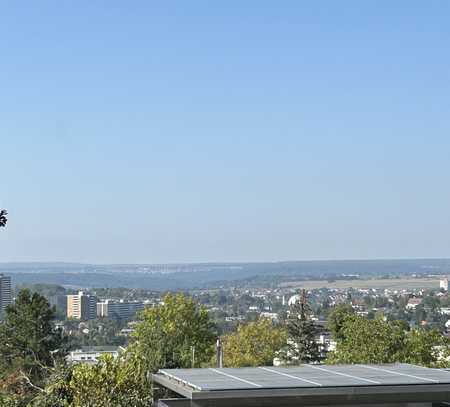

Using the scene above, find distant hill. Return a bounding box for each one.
[1,259,450,291]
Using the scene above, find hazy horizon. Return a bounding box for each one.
[2,257,450,268]
[2,2,450,264]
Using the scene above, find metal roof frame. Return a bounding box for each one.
[153,364,450,407]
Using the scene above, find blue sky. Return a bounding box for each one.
[1,1,450,263]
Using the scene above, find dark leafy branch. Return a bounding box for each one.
[0,208,7,227]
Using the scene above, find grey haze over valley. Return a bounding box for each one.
[2,259,450,291]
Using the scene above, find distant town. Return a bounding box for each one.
[2,260,450,365]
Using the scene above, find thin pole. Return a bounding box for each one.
[216,337,223,368]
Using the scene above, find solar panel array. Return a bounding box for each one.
[158,364,450,391]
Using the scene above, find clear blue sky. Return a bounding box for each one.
[1,1,450,264]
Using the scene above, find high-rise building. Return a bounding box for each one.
[440,278,449,292]
[0,274,12,319]
[97,299,145,320]
[67,291,97,320]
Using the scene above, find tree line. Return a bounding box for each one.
[0,288,449,406]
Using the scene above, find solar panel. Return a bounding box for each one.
[157,363,450,391]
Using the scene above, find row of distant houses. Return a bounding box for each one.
[405,297,450,314]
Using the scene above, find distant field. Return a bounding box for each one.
[279,278,440,290]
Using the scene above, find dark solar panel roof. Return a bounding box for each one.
[157,364,450,391]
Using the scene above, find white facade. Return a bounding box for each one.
[440,278,448,292]
[439,307,450,315]
[68,346,125,364]
[97,299,145,319]
[317,334,337,352]
[288,294,301,306]
[0,274,12,319]
[260,312,279,320]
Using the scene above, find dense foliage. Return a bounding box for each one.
[0,290,66,404]
[130,293,216,371]
[327,309,450,366]
[221,318,287,367]
[2,291,216,405]
[326,303,355,341]
[31,354,152,407]
[2,287,450,405]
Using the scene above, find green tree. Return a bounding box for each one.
[0,393,16,406]
[33,293,215,407]
[414,305,427,326]
[0,208,7,227]
[422,295,440,311]
[28,364,74,407]
[221,318,287,367]
[327,314,406,364]
[279,291,320,364]
[0,289,66,401]
[326,303,354,342]
[130,293,216,372]
[31,355,152,407]
[327,313,449,367]
[402,328,449,367]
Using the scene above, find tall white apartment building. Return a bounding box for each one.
[440,278,449,292]
[0,274,12,319]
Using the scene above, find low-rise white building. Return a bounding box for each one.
[225,316,245,322]
[260,312,278,321]
[406,298,422,310]
[68,346,125,364]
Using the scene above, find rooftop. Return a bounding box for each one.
[154,363,450,407]
[74,346,123,353]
